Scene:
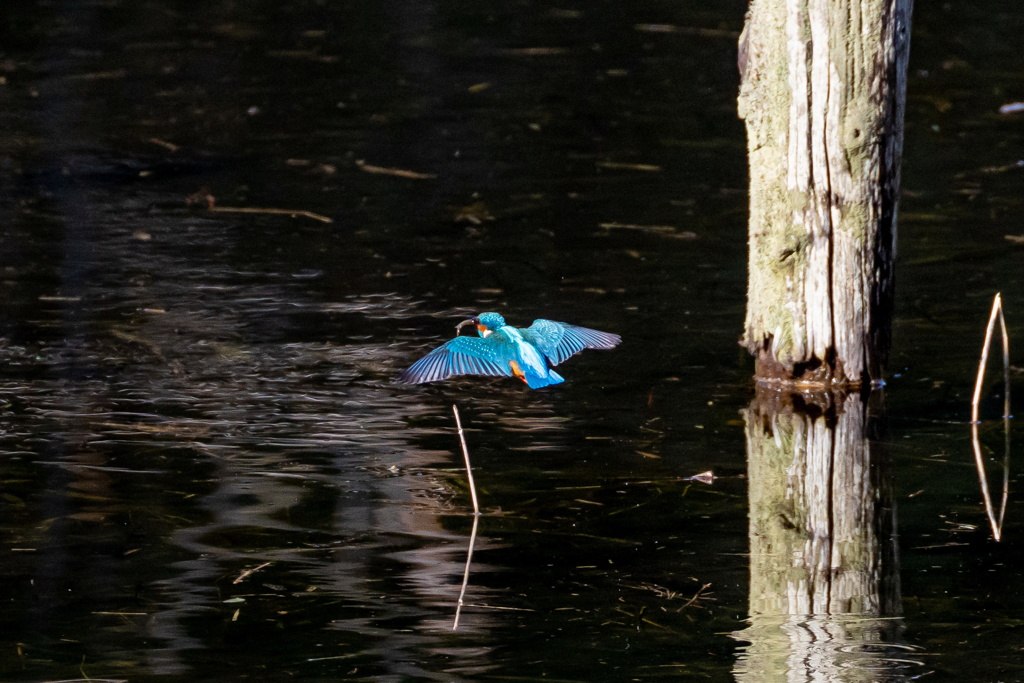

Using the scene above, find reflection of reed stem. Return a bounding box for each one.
[452,404,481,630]
[1000,412,1010,531]
[970,423,1002,542]
[969,293,1011,542]
[453,514,479,631]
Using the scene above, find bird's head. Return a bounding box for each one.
[456,312,505,338]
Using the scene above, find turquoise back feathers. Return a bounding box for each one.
[398,312,621,389]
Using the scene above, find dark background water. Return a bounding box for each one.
[0,1,1023,681]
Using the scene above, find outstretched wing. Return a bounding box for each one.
[397,336,514,384]
[523,319,621,366]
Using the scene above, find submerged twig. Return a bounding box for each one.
[677,583,713,612]
[356,160,436,180]
[208,206,333,224]
[969,292,1011,542]
[598,222,698,240]
[233,561,272,585]
[453,404,480,631]
[634,23,740,39]
[597,161,662,172]
[147,137,181,152]
[109,328,167,362]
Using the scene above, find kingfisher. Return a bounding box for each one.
[398,312,621,389]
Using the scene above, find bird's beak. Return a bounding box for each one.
[456,317,491,337]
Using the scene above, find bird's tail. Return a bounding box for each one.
[525,369,565,389]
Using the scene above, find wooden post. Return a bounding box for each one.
[737,0,913,386]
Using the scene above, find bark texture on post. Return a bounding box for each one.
[737,0,912,386]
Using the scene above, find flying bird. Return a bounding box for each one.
[398,312,621,389]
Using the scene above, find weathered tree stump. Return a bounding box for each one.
[737,0,913,387]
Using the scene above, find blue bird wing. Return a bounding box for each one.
[397,336,515,384]
[522,319,622,366]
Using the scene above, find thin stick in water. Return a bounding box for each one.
[971,293,1007,424]
[208,205,334,224]
[452,403,481,630]
[452,404,479,515]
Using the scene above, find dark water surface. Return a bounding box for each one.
[1,1,1023,681]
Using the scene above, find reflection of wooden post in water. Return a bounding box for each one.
[734,388,909,681]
